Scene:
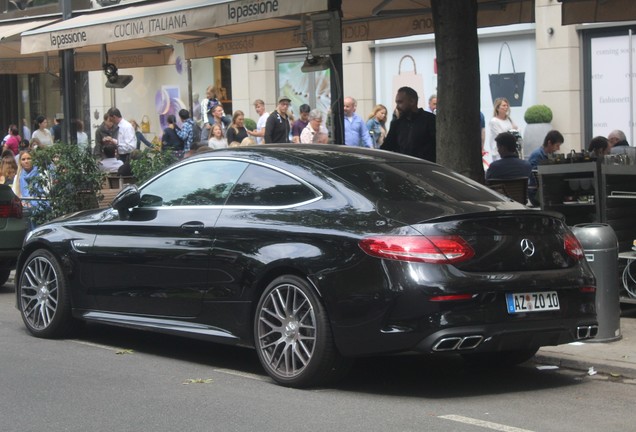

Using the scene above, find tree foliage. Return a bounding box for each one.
[29,143,104,225]
[130,148,178,185]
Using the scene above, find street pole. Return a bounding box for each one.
[329,0,344,145]
[60,0,77,144]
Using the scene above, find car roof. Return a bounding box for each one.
[188,144,434,171]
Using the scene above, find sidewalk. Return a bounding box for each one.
[535,307,636,379]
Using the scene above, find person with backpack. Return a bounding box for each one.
[176,109,196,152]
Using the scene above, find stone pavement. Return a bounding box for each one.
[535,306,636,379]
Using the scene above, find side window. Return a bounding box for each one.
[226,164,318,206]
[139,160,248,207]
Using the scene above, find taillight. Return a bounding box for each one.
[0,196,23,219]
[564,233,584,260]
[359,235,475,264]
[429,294,476,301]
[580,286,596,293]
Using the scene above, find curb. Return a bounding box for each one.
[534,352,636,380]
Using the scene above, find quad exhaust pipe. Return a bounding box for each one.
[576,325,598,339]
[432,326,597,352]
[433,335,483,352]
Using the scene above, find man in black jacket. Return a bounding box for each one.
[381,86,436,163]
[264,97,291,143]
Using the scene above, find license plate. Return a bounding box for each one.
[506,292,560,314]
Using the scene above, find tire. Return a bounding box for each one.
[461,348,540,368]
[18,249,74,338]
[0,269,10,286]
[254,275,350,388]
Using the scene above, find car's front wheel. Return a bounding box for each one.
[18,249,74,338]
[254,275,350,388]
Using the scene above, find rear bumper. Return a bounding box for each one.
[413,318,598,354]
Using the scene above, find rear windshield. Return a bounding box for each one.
[331,162,503,203]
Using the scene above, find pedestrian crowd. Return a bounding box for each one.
[3,81,631,217]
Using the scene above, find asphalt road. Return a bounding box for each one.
[1,279,634,432]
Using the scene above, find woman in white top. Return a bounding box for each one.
[31,115,53,148]
[75,119,89,151]
[300,109,328,144]
[208,124,228,149]
[488,97,517,161]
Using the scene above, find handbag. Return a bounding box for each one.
[140,115,151,133]
[489,42,525,107]
[392,55,425,101]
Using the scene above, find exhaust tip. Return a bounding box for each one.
[458,335,483,350]
[433,337,462,351]
[433,335,483,352]
[577,325,598,339]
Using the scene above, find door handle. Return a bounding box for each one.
[181,221,205,234]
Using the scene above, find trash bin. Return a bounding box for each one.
[571,223,621,342]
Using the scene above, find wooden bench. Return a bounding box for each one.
[98,188,121,208]
[106,175,136,189]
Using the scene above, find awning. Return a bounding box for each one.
[20,0,534,59]
[186,0,534,58]
[21,0,329,55]
[559,0,636,25]
[0,16,173,74]
[0,18,58,73]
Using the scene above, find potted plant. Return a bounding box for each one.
[29,143,105,226]
[522,104,553,159]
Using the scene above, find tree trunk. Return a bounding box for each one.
[431,0,484,182]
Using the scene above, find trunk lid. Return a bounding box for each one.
[409,211,578,272]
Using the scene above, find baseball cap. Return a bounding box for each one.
[278,96,291,104]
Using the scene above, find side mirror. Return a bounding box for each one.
[112,185,140,220]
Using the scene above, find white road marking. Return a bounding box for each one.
[213,368,268,381]
[69,339,124,351]
[439,415,535,432]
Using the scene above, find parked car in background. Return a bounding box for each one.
[0,185,28,286]
[15,145,598,388]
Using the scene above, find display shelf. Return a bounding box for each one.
[537,162,600,226]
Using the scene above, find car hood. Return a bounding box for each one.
[47,207,109,226]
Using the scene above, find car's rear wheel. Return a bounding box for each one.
[0,269,10,286]
[254,275,350,388]
[461,348,540,368]
[18,249,74,338]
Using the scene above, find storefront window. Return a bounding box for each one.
[277,55,331,130]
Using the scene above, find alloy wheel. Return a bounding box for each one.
[20,256,59,331]
[256,282,317,379]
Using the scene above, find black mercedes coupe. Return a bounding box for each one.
[16,145,597,387]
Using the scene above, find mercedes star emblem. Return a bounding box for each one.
[520,238,536,257]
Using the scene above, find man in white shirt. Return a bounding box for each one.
[99,144,124,172]
[105,108,136,162]
[249,99,269,145]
